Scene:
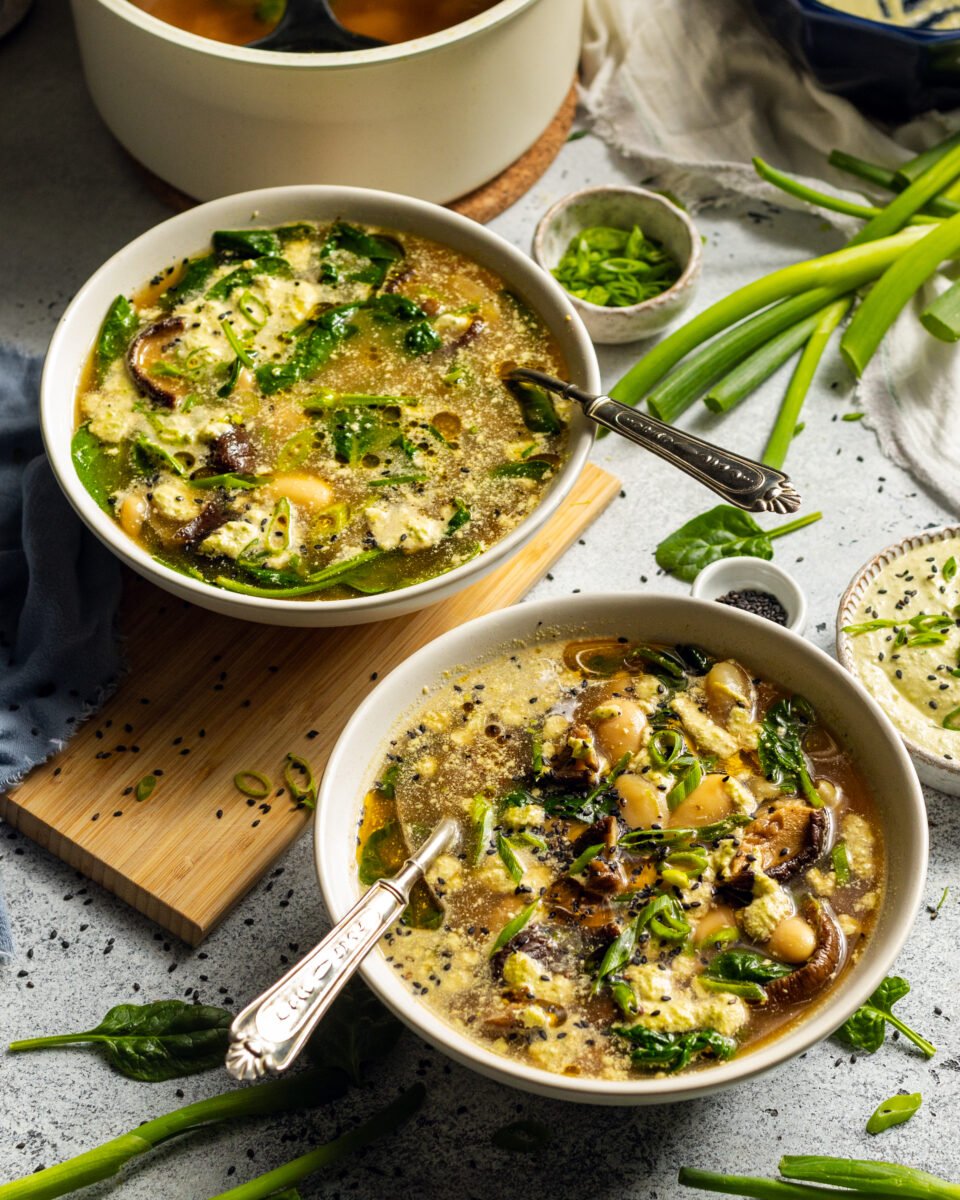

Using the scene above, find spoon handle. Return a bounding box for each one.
[585,394,800,515]
[226,820,455,1080]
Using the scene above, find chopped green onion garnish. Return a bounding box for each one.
[234,770,271,799]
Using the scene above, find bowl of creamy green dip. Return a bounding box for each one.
[837,525,960,795]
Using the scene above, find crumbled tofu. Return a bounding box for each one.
[151,479,201,522]
[425,853,463,891]
[365,502,447,554]
[81,369,139,443]
[622,961,749,1037]
[541,713,569,740]
[198,518,259,559]
[841,812,875,877]
[673,693,739,758]
[740,871,794,942]
[724,776,758,816]
[806,866,836,897]
[501,951,575,1006]
[726,703,760,750]
[838,914,861,937]
[854,889,878,913]
[499,804,546,831]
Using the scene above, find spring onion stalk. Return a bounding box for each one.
[703,309,825,415]
[763,298,852,469]
[851,144,960,244]
[829,150,960,218]
[780,1156,960,1198]
[0,1070,345,1200]
[608,225,928,412]
[753,158,937,225]
[204,1085,425,1200]
[646,289,845,422]
[895,129,960,187]
[842,211,960,375]
[678,1168,864,1199]
[920,279,960,341]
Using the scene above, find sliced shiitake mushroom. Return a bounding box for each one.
[765,897,843,1006]
[490,926,564,981]
[547,722,603,788]
[206,425,256,475]
[172,499,229,547]
[724,801,827,896]
[126,317,186,408]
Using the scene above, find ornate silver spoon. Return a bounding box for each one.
[507,367,800,515]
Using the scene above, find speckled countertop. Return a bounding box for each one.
[2,4,959,1197]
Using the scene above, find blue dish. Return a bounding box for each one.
[752,0,960,120]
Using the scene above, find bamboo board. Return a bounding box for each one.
[1,464,619,945]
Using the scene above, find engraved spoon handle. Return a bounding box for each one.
[226,818,457,1081]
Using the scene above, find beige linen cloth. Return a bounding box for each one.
[580,0,960,513]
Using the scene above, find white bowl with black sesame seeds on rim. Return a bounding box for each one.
[40,185,598,627]
[314,592,926,1103]
[838,524,960,796]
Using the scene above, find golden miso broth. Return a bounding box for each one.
[130,0,282,44]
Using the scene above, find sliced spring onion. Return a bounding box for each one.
[276,428,315,470]
[609,226,928,413]
[217,549,384,598]
[842,211,960,375]
[238,289,270,330]
[567,843,604,878]
[832,841,851,886]
[489,900,538,956]
[234,770,271,799]
[703,309,825,415]
[865,1091,922,1135]
[920,278,960,342]
[368,474,428,487]
[302,390,418,411]
[699,925,739,949]
[763,297,851,470]
[700,978,767,1003]
[135,774,158,802]
[942,705,960,731]
[649,729,685,768]
[219,316,256,369]
[284,753,317,809]
[468,795,494,866]
[190,472,269,490]
[666,759,703,811]
[496,832,523,883]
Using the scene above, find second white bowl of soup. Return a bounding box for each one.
[315,593,927,1103]
[41,186,597,626]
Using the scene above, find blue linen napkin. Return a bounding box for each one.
[0,345,124,961]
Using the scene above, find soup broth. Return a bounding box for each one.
[73,221,569,601]
[358,636,884,1080]
[128,0,501,45]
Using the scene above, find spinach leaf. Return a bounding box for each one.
[338,542,482,595]
[613,1025,737,1071]
[321,221,404,286]
[71,426,125,513]
[675,643,715,675]
[131,433,188,477]
[212,228,282,259]
[505,378,564,434]
[307,980,403,1085]
[159,254,218,310]
[358,821,405,885]
[368,293,426,323]
[205,256,292,302]
[837,976,936,1059]
[757,696,820,806]
[490,459,554,481]
[655,505,822,582]
[447,497,471,533]
[8,1000,232,1081]
[404,320,441,356]
[704,950,794,984]
[378,762,400,799]
[94,295,138,383]
[626,643,687,684]
[328,406,398,466]
[257,304,361,394]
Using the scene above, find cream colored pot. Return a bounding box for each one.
[70,0,582,203]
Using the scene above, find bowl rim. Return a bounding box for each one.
[88,0,542,66]
[41,183,598,620]
[315,591,928,1102]
[531,184,703,317]
[836,522,960,780]
[784,0,960,41]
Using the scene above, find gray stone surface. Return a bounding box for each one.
[2,3,959,1197]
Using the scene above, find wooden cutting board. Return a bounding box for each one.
[1,464,619,945]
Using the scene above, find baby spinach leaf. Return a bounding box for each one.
[404,321,441,356]
[490,459,554,481]
[322,222,404,270]
[704,950,794,984]
[95,295,139,383]
[368,293,426,323]
[212,228,283,260]
[505,378,564,435]
[358,821,405,885]
[613,1025,737,1071]
[378,761,400,799]
[205,256,292,302]
[837,976,936,1059]
[8,1001,233,1081]
[337,543,482,595]
[307,980,403,1085]
[258,303,361,394]
[447,497,471,534]
[159,254,218,310]
[758,696,820,806]
[655,505,822,582]
[71,426,126,513]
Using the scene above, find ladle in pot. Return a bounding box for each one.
[226,812,458,1081]
[507,367,801,515]
[247,0,384,53]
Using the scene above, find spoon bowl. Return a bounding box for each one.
[248,0,384,52]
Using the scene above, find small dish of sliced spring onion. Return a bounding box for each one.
[533,184,702,344]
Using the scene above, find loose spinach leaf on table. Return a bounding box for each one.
[655,505,822,582]
[94,295,139,383]
[613,1025,736,1072]
[757,696,821,806]
[8,1000,233,1081]
[837,975,936,1059]
[307,980,404,1086]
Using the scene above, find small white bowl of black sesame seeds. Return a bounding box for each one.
[691,556,807,636]
[838,524,960,796]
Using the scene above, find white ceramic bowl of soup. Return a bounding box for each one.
[69,0,582,204]
[315,592,927,1104]
[41,185,598,627]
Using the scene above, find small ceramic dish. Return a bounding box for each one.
[691,556,808,636]
[837,524,960,795]
[316,592,927,1104]
[532,185,702,345]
